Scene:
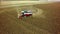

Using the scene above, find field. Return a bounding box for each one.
[0,2,60,34]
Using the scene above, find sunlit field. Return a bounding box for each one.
[0,2,60,34]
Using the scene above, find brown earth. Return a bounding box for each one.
[0,2,60,34]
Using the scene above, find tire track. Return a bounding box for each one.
[4,10,51,34]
